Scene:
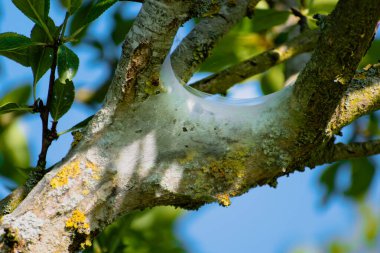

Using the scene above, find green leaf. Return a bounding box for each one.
[251,9,290,33]
[58,115,94,135]
[60,0,82,14]
[50,79,75,121]
[57,45,79,82]
[69,2,92,42]
[0,48,31,66]
[260,64,285,95]
[344,158,375,198]
[70,0,118,38]
[29,21,56,89]
[319,162,342,199]
[0,103,32,115]
[12,0,50,25]
[0,121,31,185]
[111,10,133,45]
[0,32,36,51]
[0,85,31,105]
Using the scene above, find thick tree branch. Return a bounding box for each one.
[328,64,380,133]
[190,29,319,94]
[171,0,260,82]
[1,1,380,252]
[288,0,380,167]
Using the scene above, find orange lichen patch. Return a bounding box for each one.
[66,209,92,249]
[85,160,100,180]
[50,160,81,188]
[215,193,231,207]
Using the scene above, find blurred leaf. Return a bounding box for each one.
[359,204,379,244]
[251,9,290,33]
[60,0,83,14]
[50,79,75,121]
[366,113,379,137]
[84,207,186,253]
[70,0,118,38]
[200,18,266,72]
[0,103,32,115]
[58,45,79,82]
[111,11,133,45]
[0,33,37,51]
[344,158,375,198]
[69,2,92,42]
[260,64,285,95]
[319,162,342,201]
[309,0,338,14]
[12,0,50,26]
[359,39,380,68]
[0,85,31,105]
[29,20,56,89]
[0,121,30,184]
[58,115,93,135]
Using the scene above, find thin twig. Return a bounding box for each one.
[190,29,319,94]
[37,43,59,168]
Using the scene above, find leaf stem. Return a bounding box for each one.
[60,12,70,41]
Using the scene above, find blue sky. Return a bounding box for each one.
[0,2,379,253]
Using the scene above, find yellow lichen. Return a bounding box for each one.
[50,160,81,188]
[85,160,100,180]
[66,209,92,249]
[80,237,92,249]
[193,146,250,200]
[178,150,197,165]
[82,189,90,195]
[215,193,231,207]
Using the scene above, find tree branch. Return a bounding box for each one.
[171,0,260,82]
[322,140,380,164]
[328,64,380,133]
[190,29,319,94]
[288,0,380,167]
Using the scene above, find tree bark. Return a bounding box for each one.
[0,0,380,252]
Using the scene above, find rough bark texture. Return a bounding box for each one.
[1,0,380,252]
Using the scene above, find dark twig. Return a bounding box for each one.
[290,7,308,32]
[37,43,59,168]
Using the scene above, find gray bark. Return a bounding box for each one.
[0,0,380,252]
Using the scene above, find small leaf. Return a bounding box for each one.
[60,0,83,14]
[0,33,37,51]
[0,103,32,115]
[344,158,375,198]
[29,21,56,88]
[319,162,342,199]
[70,0,118,38]
[12,0,50,25]
[59,115,94,135]
[50,79,75,121]
[58,45,79,82]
